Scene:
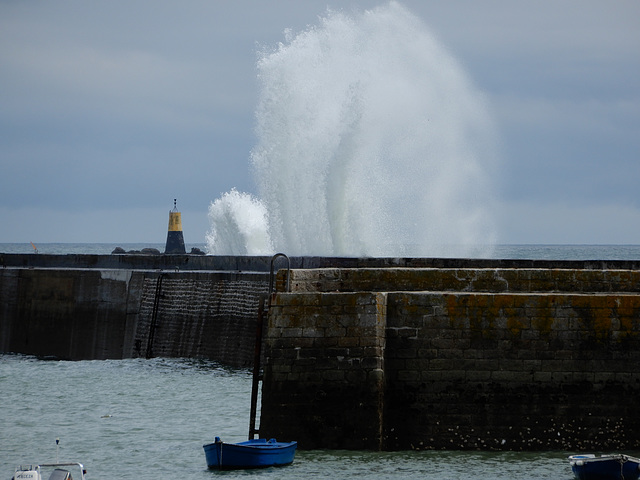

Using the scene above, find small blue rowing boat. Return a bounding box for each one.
[203,437,297,469]
[568,454,640,480]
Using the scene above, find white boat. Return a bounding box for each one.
[13,440,86,480]
[13,463,86,480]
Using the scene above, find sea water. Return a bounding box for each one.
[1,243,640,260]
[0,354,582,480]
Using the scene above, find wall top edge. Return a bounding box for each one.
[1,253,639,272]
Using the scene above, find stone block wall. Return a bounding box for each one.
[287,267,640,293]
[383,291,640,451]
[261,268,640,451]
[260,292,387,450]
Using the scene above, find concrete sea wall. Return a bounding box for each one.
[0,264,269,366]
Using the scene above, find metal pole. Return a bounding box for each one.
[248,253,291,440]
[248,296,265,440]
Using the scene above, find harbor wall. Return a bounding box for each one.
[1,254,639,451]
[260,267,640,451]
[0,266,269,366]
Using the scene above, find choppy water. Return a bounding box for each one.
[1,355,581,480]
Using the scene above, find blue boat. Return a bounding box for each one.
[568,454,640,480]
[203,437,297,469]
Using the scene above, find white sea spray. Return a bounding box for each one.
[208,2,499,257]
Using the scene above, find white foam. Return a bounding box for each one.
[206,188,273,255]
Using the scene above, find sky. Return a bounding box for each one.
[1,1,639,246]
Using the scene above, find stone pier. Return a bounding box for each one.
[0,267,271,365]
[260,267,640,451]
[1,254,639,451]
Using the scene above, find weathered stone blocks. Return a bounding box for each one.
[260,291,387,450]
[288,267,640,294]
[261,268,640,451]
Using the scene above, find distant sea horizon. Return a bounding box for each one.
[1,243,640,260]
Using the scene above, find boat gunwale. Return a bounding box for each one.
[569,454,640,464]
[204,440,297,451]
[203,438,297,469]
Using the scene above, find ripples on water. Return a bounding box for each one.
[0,355,583,479]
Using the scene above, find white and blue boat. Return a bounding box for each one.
[568,454,640,480]
[203,437,297,469]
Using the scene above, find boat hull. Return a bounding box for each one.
[203,438,297,470]
[569,454,640,480]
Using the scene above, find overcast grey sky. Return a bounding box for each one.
[1,1,638,246]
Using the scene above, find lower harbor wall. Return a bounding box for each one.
[0,267,269,367]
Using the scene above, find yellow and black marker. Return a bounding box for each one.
[165,199,186,254]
